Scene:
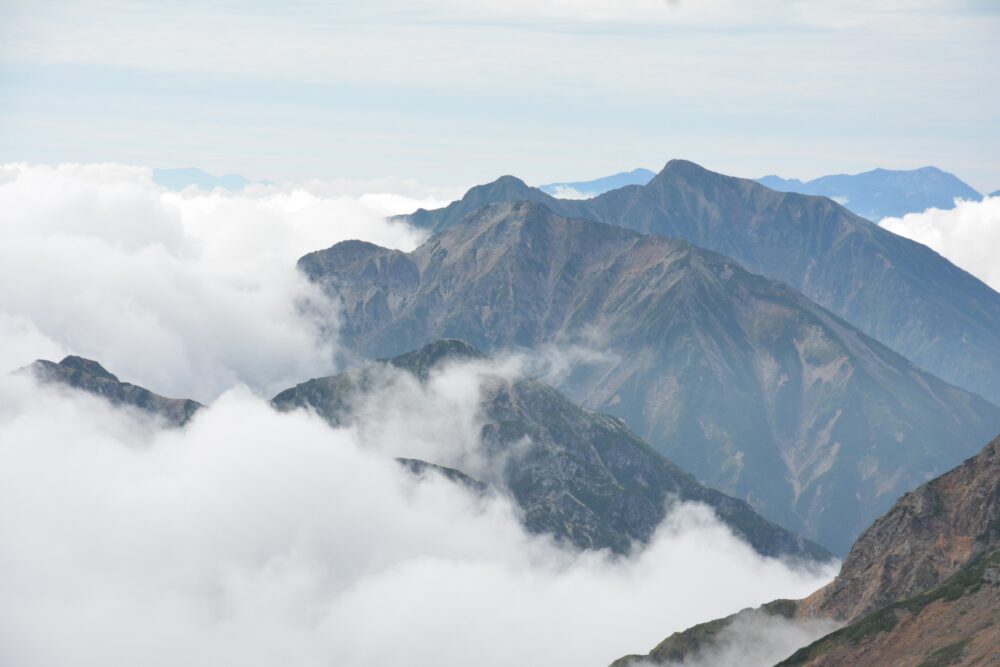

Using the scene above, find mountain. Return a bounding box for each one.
[299,201,1000,553]
[272,339,828,560]
[990,189,1000,198]
[616,433,1000,666]
[152,167,251,191]
[25,356,202,427]
[756,166,982,219]
[539,168,655,198]
[393,160,1000,407]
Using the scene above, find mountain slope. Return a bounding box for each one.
[26,356,203,426]
[614,433,1000,666]
[301,202,1000,553]
[539,168,655,198]
[272,339,828,560]
[393,160,1000,407]
[756,166,981,219]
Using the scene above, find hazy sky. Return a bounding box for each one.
[2,0,999,191]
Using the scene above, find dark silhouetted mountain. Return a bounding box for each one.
[392,160,1000,407]
[615,433,1000,666]
[152,167,251,191]
[272,339,829,560]
[26,356,202,426]
[395,457,490,494]
[757,166,981,219]
[300,202,1000,553]
[539,168,655,198]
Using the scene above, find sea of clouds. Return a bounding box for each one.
[0,164,838,666]
[880,194,1000,292]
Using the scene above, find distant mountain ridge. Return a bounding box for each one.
[539,168,655,198]
[757,166,981,219]
[393,159,1000,408]
[272,339,828,560]
[25,356,202,426]
[301,201,1000,553]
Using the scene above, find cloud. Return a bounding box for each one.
[0,367,836,667]
[549,185,596,200]
[0,162,837,666]
[0,163,437,401]
[879,195,1000,292]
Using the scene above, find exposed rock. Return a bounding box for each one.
[26,356,202,427]
[394,159,1000,407]
[301,201,1000,553]
[273,340,829,560]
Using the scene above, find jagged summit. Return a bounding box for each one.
[272,340,830,560]
[392,159,1000,407]
[24,356,202,427]
[56,355,120,382]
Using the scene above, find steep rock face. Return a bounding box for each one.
[613,433,1000,667]
[301,202,1000,553]
[26,356,202,427]
[272,340,829,560]
[800,434,1000,623]
[780,549,1000,667]
[757,166,982,219]
[394,160,1000,407]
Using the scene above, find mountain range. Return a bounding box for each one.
[394,159,1000,409]
[757,166,982,220]
[23,343,826,561]
[271,339,827,559]
[539,168,655,198]
[617,433,1000,666]
[300,200,1000,553]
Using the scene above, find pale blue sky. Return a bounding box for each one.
[2,0,999,191]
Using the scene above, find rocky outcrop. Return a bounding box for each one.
[26,356,202,427]
[273,340,829,560]
[614,433,1000,666]
[800,434,1000,623]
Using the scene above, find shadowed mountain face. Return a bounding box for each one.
[614,433,1000,667]
[757,166,982,220]
[539,168,655,198]
[26,356,203,427]
[299,202,1000,553]
[272,339,829,560]
[394,160,1000,407]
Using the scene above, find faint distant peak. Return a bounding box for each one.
[754,166,981,219]
[539,167,655,198]
[152,167,253,191]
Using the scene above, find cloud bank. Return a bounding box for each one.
[0,163,837,666]
[0,366,836,667]
[879,195,1000,292]
[0,163,442,401]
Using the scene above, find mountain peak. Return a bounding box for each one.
[385,339,487,378]
[57,355,119,382]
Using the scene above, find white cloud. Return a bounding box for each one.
[879,195,1000,292]
[0,163,437,401]
[0,368,836,667]
[0,161,838,667]
[550,185,596,200]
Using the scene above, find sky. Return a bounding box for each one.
[2,0,999,192]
